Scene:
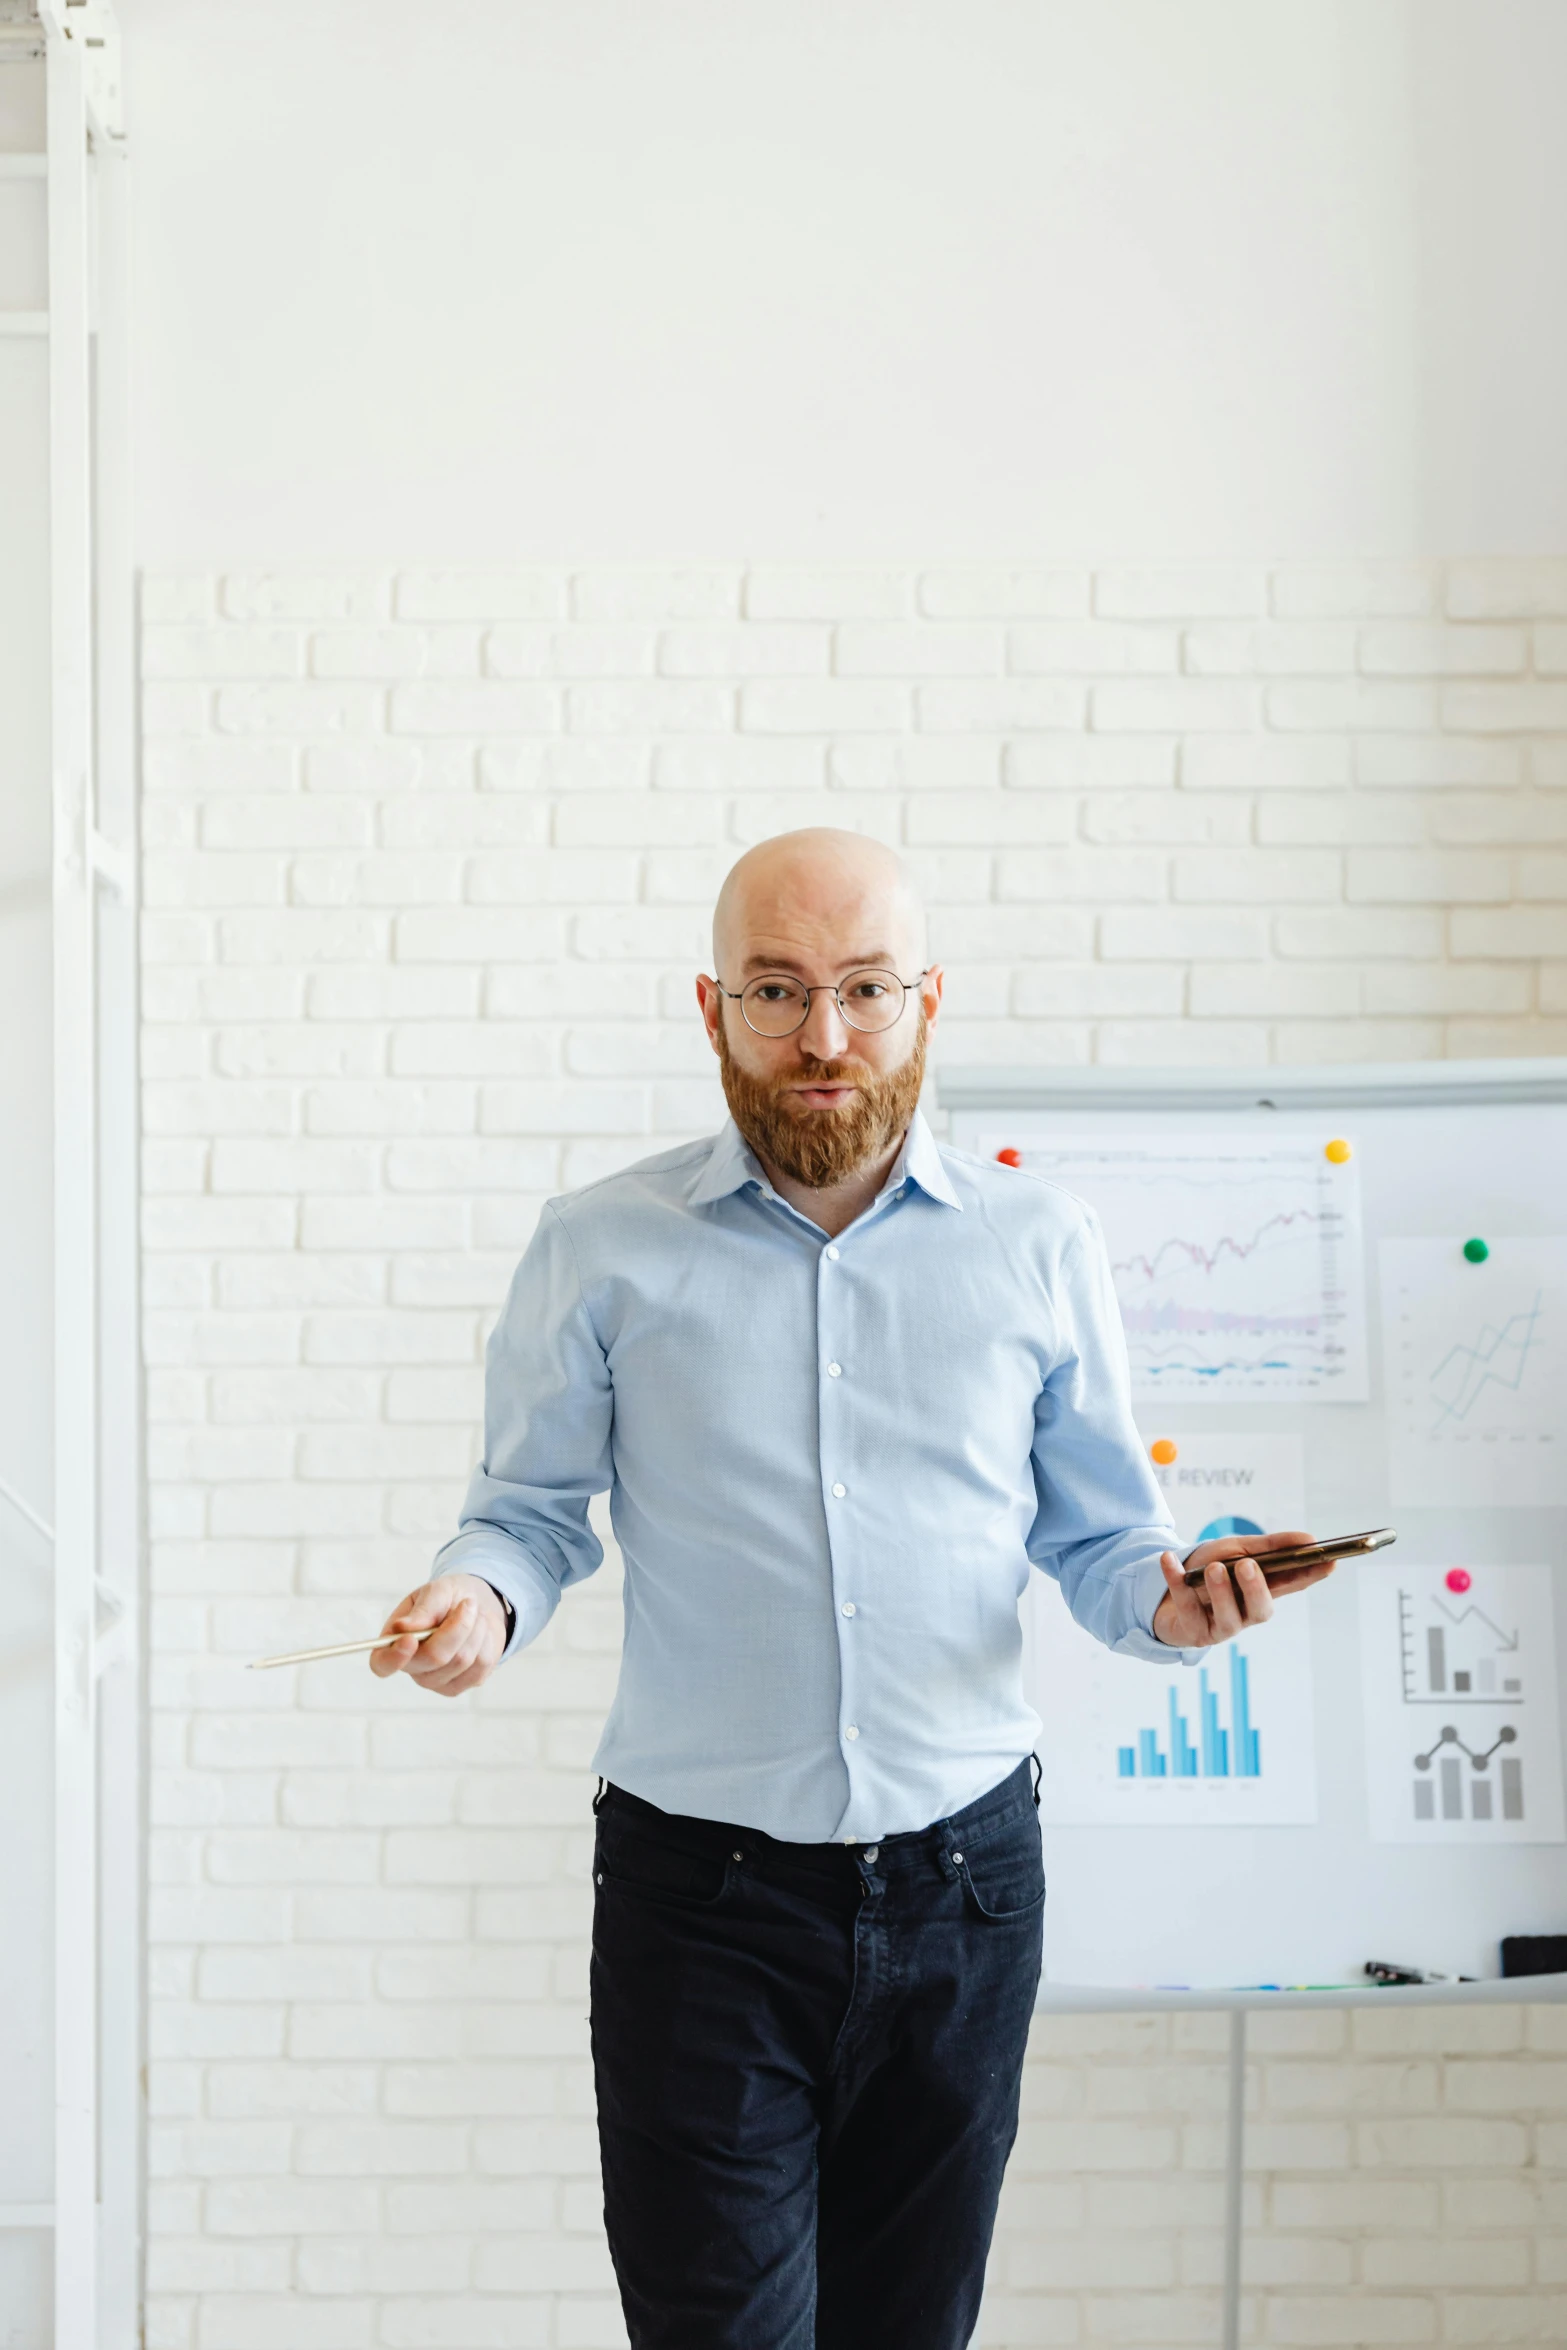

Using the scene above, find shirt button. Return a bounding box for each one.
[845,1725,859,1741]
[864,1845,879,1863]
[841,1601,856,1617]
[825,1245,840,1261]
[831,1482,847,1499]
[826,1362,842,1377]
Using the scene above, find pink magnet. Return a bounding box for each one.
[1445,1568,1472,1595]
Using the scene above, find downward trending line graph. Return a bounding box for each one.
[1004,1136,1368,1401]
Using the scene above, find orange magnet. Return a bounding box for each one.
[1150,1438,1178,1466]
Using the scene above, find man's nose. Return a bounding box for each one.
[799,986,850,1059]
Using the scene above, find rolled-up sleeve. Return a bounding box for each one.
[1025,1210,1185,1665]
[431,1204,613,1661]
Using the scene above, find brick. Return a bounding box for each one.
[222,573,384,622]
[658,624,826,676]
[144,740,296,795]
[389,681,559,734]
[309,626,430,678]
[572,567,740,620]
[394,570,564,620]
[1451,908,1567,958]
[1271,563,1436,617]
[835,622,1000,676]
[1093,681,1256,732]
[484,624,655,677]
[1446,558,1567,617]
[1098,1020,1268,1065]
[1173,848,1340,902]
[1357,2116,1528,2165]
[1009,739,1176,789]
[1255,792,1425,846]
[905,792,1074,845]
[1261,2294,1435,2343]
[1442,682,1567,731]
[200,796,373,850]
[917,568,1088,620]
[741,678,910,732]
[745,567,911,619]
[569,680,734,733]
[1346,848,1511,903]
[832,738,1000,790]
[1355,735,1519,788]
[653,739,825,792]
[1095,567,1264,618]
[380,796,549,850]
[1081,792,1249,844]
[1182,737,1350,790]
[395,908,565,961]
[1267,682,1437,731]
[926,907,1096,960]
[919,681,1083,732]
[1190,964,1358,1017]
[1013,965,1185,1017]
[215,684,382,735]
[143,626,302,680]
[1100,908,1268,960]
[1443,2296,1567,2343]
[1360,624,1526,676]
[1183,624,1356,675]
[1009,621,1178,675]
[1535,623,1567,674]
[1363,964,1530,1015]
[1273,908,1445,959]
[997,847,1167,902]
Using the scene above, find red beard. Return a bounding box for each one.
[717,1015,928,1189]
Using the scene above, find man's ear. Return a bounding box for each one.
[696,973,723,1056]
[920,964,945,1032]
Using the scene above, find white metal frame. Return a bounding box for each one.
[0,2,139,2341]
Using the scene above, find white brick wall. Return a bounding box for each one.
[141,562,1567,2350]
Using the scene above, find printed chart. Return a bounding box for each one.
[1360,1561,1565,1844]
[1005,1134,1368,1402]
[1382,1238,1567,1508]
[1031,1426,1317,1826]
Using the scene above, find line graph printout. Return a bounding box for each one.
[1028,1572,1318,1826]
[1003,1134,1368,1402]
[1360,1562,1565,1844]
[1381,1239,1567,1507]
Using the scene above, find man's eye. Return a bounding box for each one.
[847,980,889,1000]
[753,982,799,1003]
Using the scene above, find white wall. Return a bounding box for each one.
[120,0,1567,567]
[138,557,1567,2350]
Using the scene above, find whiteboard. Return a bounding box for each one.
[943,1060,1567,1992]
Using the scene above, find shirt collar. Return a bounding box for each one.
[688,1108,961,1213]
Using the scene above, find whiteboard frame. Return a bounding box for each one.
[938,1060,1567,2350]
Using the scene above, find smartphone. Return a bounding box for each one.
[1181,1527,1396,1588]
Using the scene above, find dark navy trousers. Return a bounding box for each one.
[589,1759,1045,2350]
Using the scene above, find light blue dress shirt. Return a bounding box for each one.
[434,1110,1180,1844]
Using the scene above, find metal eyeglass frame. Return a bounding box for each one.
[714,968,932,1038]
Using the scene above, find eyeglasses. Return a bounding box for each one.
[715,968,930,1039]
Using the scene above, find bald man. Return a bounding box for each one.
[374,829,1326,2350]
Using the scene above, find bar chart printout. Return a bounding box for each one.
[1029,1577,1317,1826]
[1360,1562,1565,1845]
[1119,1647,1261,1779]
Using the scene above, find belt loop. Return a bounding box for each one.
[591,1776,607,1816]
[1030,1751,1042,1810]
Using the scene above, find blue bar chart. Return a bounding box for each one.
[1117,1649,1261,1780]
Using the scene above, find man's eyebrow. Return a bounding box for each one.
[738,949,896,976]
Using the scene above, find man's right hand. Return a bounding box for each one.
[369,1572,508,1697]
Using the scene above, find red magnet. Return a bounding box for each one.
[1444,1568,1472,1595]
[996,1147,1023,1168]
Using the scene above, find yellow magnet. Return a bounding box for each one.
[1324,1138,1352,1164]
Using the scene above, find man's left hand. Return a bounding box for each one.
[1152,1530,1334,1649]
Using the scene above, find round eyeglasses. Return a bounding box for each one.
[716,968,930,1039]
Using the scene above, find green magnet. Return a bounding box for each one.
[1462,1237,1489,1264]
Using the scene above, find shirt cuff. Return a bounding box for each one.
[1114,1550,1204,1667]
